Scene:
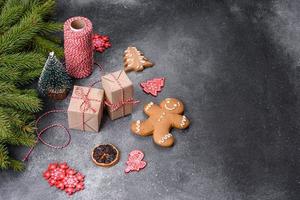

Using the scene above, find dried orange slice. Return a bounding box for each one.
[91,144,120,167]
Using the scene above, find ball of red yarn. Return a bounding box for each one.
[64,16,94,79]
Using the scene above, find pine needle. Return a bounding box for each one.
[0,53,45,70]
[0,93,42,112]
[0,81,18,93]
[40,22,63,34]
[7,131,36,146]
[0,3,24,33]
[0,13,42,54]
[34,36,64,58]
[0,0,6,9]
[0,143,9,169]
[0,108,12,138]
[8,158,25,171]
[31,0,55,19]
[15,68,43,84]
[2,107,35,134]
[0,67,21,82]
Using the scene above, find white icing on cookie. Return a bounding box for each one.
[180,116,187,128]
[145,102,154,111]
[165,103,176,110]
[157,112,166,122]
[164,100,181,111]
[136,120,141,133]
[158,133,172,144]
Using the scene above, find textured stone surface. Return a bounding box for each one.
[0,0,300,199]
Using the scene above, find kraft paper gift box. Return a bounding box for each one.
[101,70,134,120]
[68,85,104,132]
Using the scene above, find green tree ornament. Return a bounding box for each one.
[38,52,72,100]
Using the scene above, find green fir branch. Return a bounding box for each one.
[0,67,43,85]
[0,81,18,93]
[30,0,55,19]
[0,67,21,82]
[0,3,24,34]
[0,0,7,9]
[3,131,36,146]
[15,68,42,84]
[8,158,25,171]
[1,107,35,137]
[0,93,42,112]
[0,143,9,169]
[0,14,42,54]
[0,108,11,139]
[39,22,63,34]
[0,53,45,70]
[34,36,64,58]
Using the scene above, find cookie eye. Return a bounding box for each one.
[167,100,170,103]
[173,104,177,107]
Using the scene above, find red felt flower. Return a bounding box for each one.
[140,77,165,97]
[43,162,85,196]
[92,33,111,53]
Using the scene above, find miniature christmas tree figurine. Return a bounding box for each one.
[38,52,72,100]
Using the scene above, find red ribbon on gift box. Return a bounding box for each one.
[104,72,139,114]
[105,98,139,112]
[71,85,102,132]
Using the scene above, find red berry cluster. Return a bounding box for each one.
[92,34,111,53]
[43,163,85,196]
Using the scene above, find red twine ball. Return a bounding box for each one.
[64,16,94,79]
[92,34,111,53]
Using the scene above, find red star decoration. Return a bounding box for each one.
[125,150,147,173]
[92,33,111,53]
[43,162,85,196]
[140,77,165,97]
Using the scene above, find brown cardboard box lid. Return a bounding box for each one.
[68,85,104,114]
[101,70,132,93]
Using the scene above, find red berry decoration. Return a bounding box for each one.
[92,33,111,53]
[125,150,147,173]
[43,162,85,196]
[140,77,165,97]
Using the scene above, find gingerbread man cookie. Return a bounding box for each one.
[124,47,154,72]
[131,98,190,147]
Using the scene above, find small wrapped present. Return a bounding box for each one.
[101,70,138,120]
[67,85,104,132]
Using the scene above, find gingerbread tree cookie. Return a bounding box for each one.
[130,98,190,147]
[124,47,154,72]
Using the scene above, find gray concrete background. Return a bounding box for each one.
[0,0,300,199]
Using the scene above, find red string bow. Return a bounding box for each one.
[71,87,101,131]
[105,98,139,112]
